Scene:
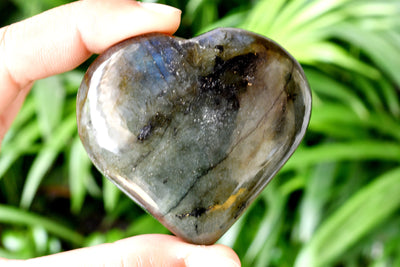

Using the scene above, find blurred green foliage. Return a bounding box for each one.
[1,0,400,266]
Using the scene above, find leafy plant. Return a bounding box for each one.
[1,0,399,266]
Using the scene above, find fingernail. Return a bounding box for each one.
[184,247,240,267]
[139,2,181,15]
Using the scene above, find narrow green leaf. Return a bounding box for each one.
[33,76,66,140]
[288,0,349,28]
[31,226,48,255]
[284,141,400,171]
[218,212,247,248]
[309,104,364,139]
[104,229,124,243]
[63,70,85,94]
[0,122,41,179]
[283,13,345,47]
[1,229,34,259]
[0,204,84,246]
[69,137,91,214]
[331,25,400,85]
[126,215,169,236]
[185,0,205,19]
[86,174,102,198]
[310,103,400,141]
[380,78,400,118]
[354,76,384,111]
[83,232,106,248]
[198,10,247,34]
[306,69,370,118]
[20,115,76,209]
[275,0,348,40]
[298,163,338,242]
[243,181,286,265]
[0,247,24,259]
[293,42,380,79]
[103,176,121,214]
[285,1,399,44]
[295,167,400,267]
[367,112,400,141]
[2,96,36,144]
[266,0,309,38]
[198,1,218,31]
[343,1,400,18]
[310,104,360,126]
[279,175,306,197]
[184,0,218,32]
[241,0,287,33]
[309,122,365,139]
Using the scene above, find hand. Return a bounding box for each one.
[0,0,181,145]
[1,234,240,267]
[0,1,241,266]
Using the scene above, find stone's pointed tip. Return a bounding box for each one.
[77,28,311,244]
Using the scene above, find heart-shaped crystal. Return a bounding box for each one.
[77,28,311,245]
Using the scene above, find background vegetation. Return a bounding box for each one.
[1,0,399,266]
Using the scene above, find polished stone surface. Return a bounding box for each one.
[77,28,311,245]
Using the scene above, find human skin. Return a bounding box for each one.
[0,1,241,266]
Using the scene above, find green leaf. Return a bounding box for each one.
[218,212,247,248]
[241,0,287,33]
[309,103,400,141]
[33,76,66,140]
[306,69,369,118]
[243,181,286,266]
[69,137,92,214]
[293,42,380,78]
[126,215,169,236]
[63,70,85,94]
[295,167,400,267]
[103,176,121,214]
[0,121,41,179]
[0,204,84,246]
[198,10,247,34]
[31,226,48,255]
[287,0,349,29]
[284,141,400,171]
[354,76,384,111]
[10,0,69,17]
[20,115,76,209]
[297,163,338,242]
[261,0,309,38]
[330,25,400,85]
[1,229,35,259]
[183,0,218,33]
[380,78,400,118]
[2,96,36,144]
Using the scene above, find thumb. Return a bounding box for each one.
[15,234,241,267]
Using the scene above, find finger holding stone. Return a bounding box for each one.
[0,0,181,116]
[0,0,181,146]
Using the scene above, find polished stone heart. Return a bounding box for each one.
[77,28,311,245]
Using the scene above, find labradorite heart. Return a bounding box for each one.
[77,28,311,245]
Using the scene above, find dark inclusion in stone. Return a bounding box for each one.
[77,28,312,245]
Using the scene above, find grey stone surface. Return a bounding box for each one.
[77,28,312,245]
